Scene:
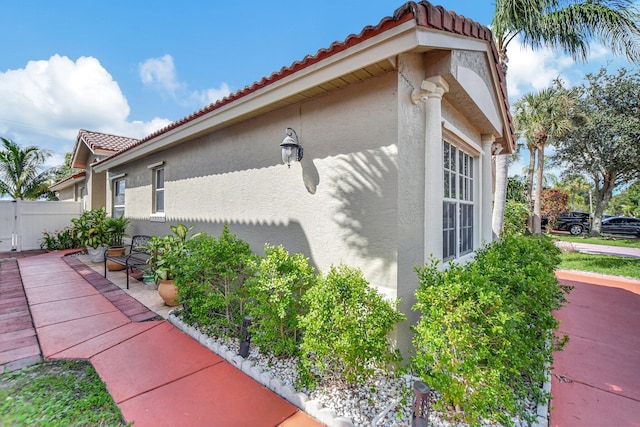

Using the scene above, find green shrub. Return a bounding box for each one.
[175,225,255,337]
[71,208,109,249]
[298,264,405,387]
[147,224,199,282]
[412,235,570,426]
[503,201,530,237]
[246,245,316,357]
[41,227,82,250]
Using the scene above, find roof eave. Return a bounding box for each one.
[93,1,515,171]
[94,19,421,173]
[49,172,86,191]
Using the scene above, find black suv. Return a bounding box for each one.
[542,211,591,235]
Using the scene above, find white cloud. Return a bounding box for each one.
[189,83,232,106]
[0,54,172,171]
[505,37,575,100]
[0,54,133,141]
[139,54,184,96]
[140,54,231,107]
[122,117,173,139]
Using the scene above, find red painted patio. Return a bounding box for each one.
[0,250,320,427]
[552,270,640,427]
[4,250,640,426]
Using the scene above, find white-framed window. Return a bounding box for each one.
[153,167,165,213]
[113,178,125,218]
[443,140,474,261]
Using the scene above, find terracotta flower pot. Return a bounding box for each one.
[106,247,126,271]
[158,279,179,306]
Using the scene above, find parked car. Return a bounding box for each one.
[600,216,640,237]
[541,211,591,235]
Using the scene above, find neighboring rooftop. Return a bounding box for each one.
[71,129,140,169]
[49,171,86,192]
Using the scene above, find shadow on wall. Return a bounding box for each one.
[331,148,398,272]
[127,217,318,271]
[300,155,320,194]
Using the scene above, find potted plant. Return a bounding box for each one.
[104,215,131,271]
[146,224,199,306]
[71,208,109,262]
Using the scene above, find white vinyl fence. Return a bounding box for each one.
[0,200,82,252]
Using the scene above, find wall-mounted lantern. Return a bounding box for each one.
[280,127,303,168]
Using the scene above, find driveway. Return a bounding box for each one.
[552,270,640,426]
[554,240,640,258]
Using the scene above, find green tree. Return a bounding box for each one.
[608,181,640,216]
[51,152,77,183]
[558,173,592,212]
[490,0,640,237]
[554,68,640,234]
[513,83,576,234]
[0,137,55,200]
[506,176,526,203]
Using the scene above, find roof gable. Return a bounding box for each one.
[95,1,514,168]
[71,129,140,169]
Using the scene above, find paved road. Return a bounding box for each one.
[555,241,640,258]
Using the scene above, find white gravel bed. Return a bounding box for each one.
[169,312,543,427]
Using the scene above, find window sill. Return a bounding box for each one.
[149,213,166,223]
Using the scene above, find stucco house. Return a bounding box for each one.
[60,1,515,348]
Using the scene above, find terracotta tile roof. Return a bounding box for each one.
[76,129,140,154]
[108,1,514,159]
[405,2,514,144]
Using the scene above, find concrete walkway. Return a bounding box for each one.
[0,250,320,427]
[552,270,640,426]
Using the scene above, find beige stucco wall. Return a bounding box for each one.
[56,186,76,202]
[115,71,400,297]
[102,49,500,352]
[82,152,106,211]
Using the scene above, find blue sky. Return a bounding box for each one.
[0,1,636,175]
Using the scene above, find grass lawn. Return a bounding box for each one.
[0,360,127,427]
[559,251,640,280]
[552,233,640,249]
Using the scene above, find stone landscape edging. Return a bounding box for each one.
[167,311,354,427]
[168,311,551,427]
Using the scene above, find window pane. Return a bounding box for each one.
[444,142,450,169]
[113,207,125,218]
[442,142,475,260]
[156,168,164,189]
[451,171,457,198]
[113,179,125,216]
[460,203,473,255]
[443,202,456,260]
[155,190,164,212]
[114,180,125,206]
[451,146,457,171]
[444,171,450,197]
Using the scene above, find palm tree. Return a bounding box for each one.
[0,137,54,200]
[490,0,640,238]
[558,173,592,211]
[513,84,576,234]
